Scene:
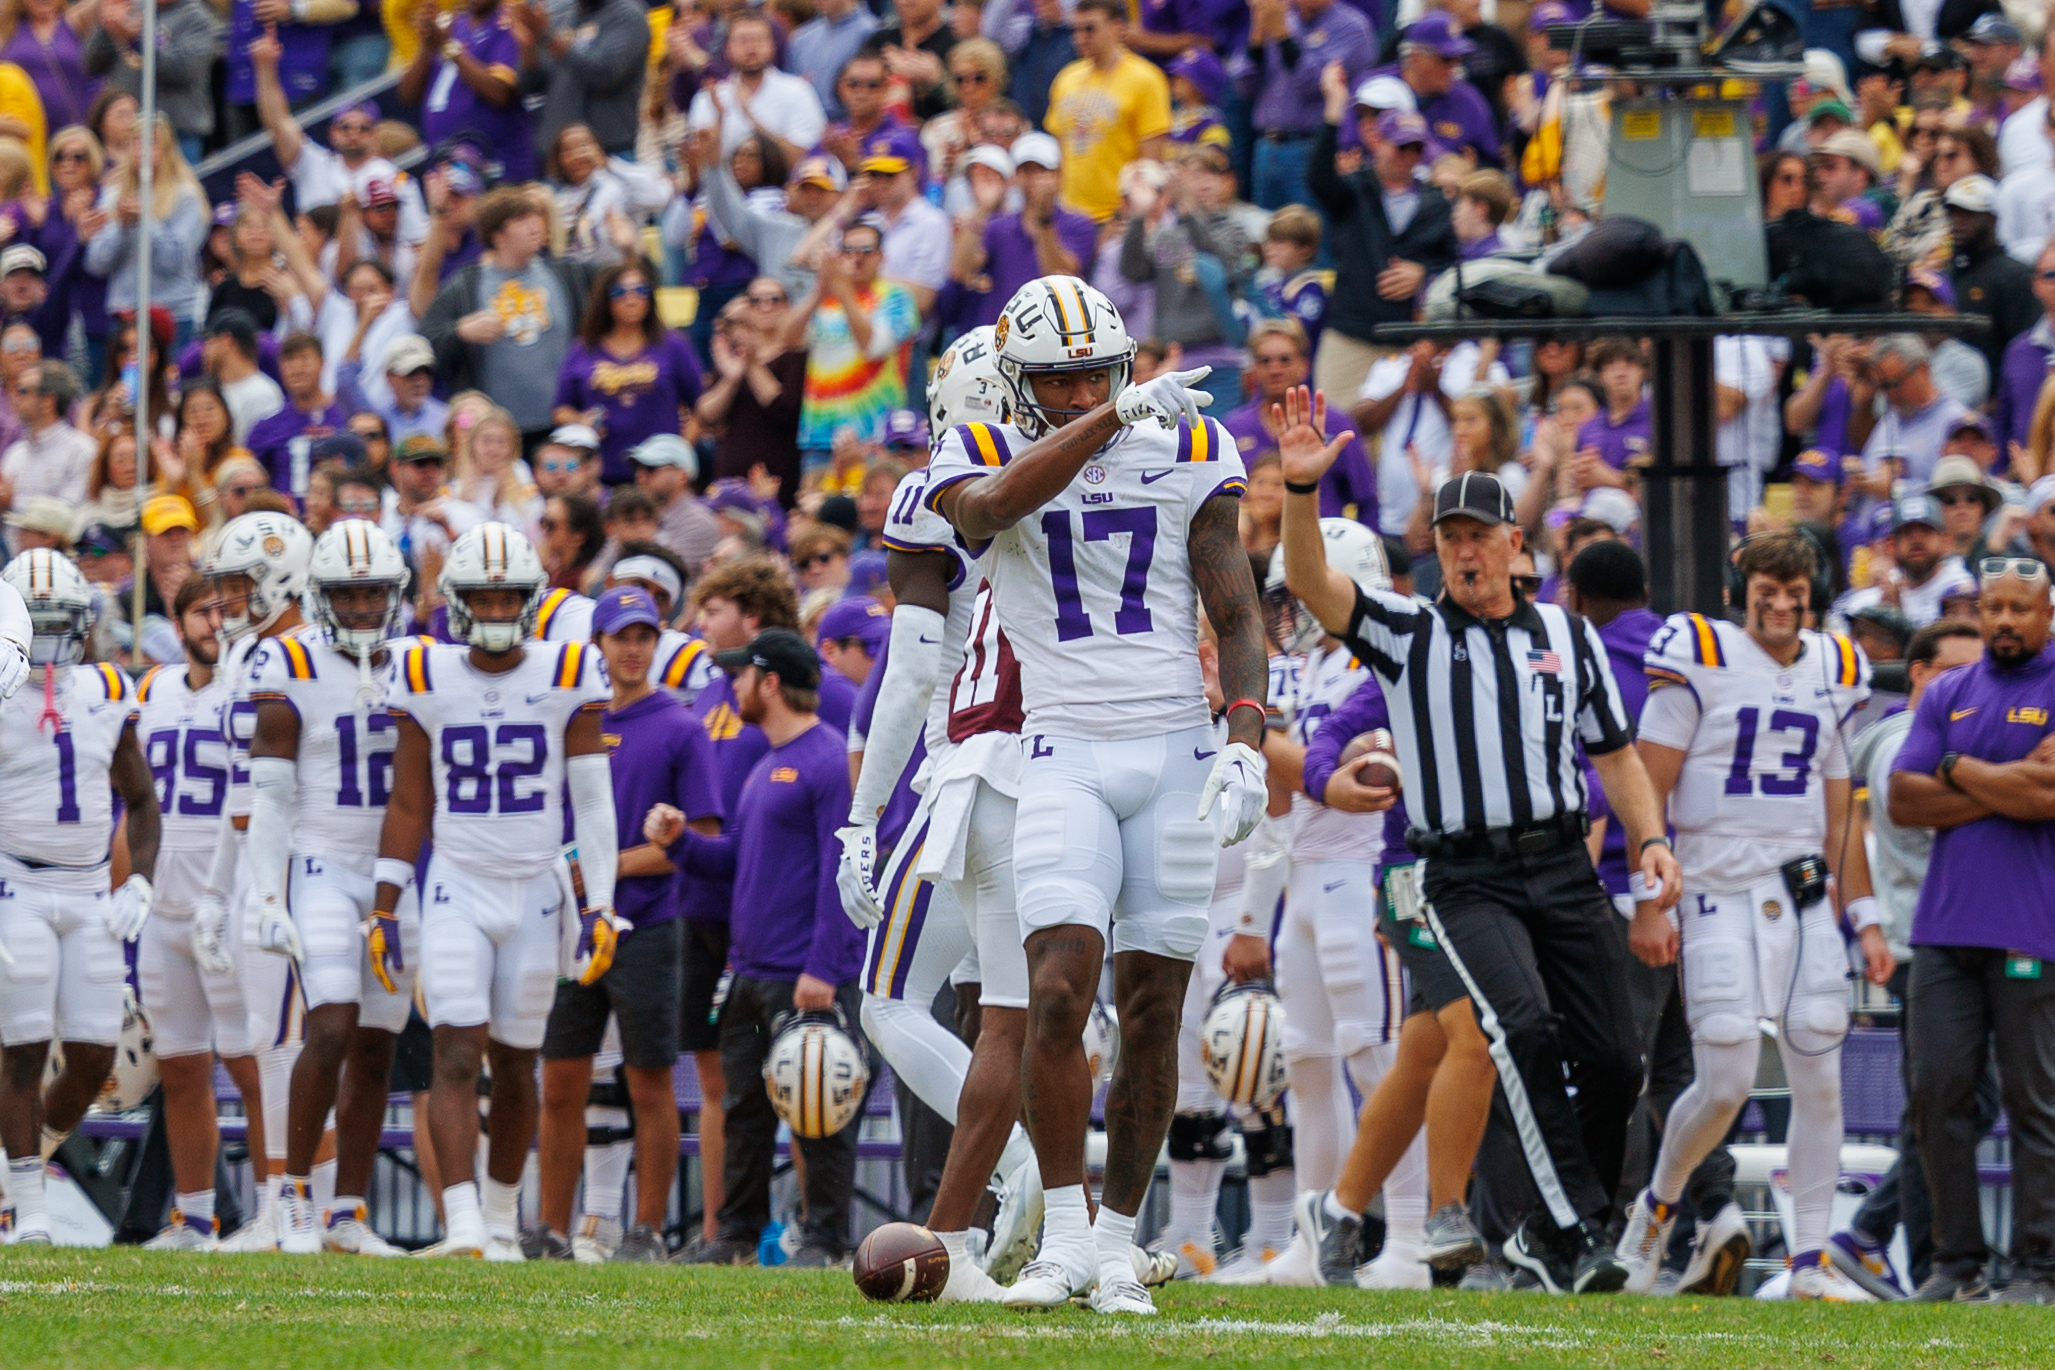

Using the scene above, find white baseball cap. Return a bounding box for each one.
[380,333,435,376]
[1352,74,1416,113]
[1010,131,1062,171]
[962,144,1015,179]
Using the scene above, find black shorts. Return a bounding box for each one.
[388,1009,434,1094]
[1381,868,1468,1017]
[676,917,732,1054]
[542,916,684,1069]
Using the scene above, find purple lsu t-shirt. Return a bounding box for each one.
[678,670,772,923]
[1589,606,1661,894]
[1894,644,2055,960]
[1301,671,1412,878]
[246,398,350,496]
[230,0,327,104]
[971,209,1102,329]
[553,332,705,486]
[421,11,538,186]
[1577,397,1651,471]
[604,690,724,927]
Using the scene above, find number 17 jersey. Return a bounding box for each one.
[388,640,612,878]
[925,416,1246,742]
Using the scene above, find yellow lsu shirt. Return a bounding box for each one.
[1045,52,1171,221]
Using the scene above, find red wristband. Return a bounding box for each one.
[1224,698,1265,724]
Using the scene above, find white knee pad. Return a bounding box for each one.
[1012,785,1117,941]
[1680,929,1758,1048]
[293,863,372,1014]
[1782,910,1851,1050]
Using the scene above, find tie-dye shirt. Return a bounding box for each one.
[797,280,919,451]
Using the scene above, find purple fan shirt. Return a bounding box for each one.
[553,332,705,486]
[419,10,537,186]
[1577,397,1651,471]
[678,669,772,923]
[1220,395,1378,528]
[604,689,724,927]
[229,0,327,104]
[967,208,1101,328]
[246,396,350,497]
[1586,606,1660,895]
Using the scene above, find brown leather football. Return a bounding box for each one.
[853,1222,949,1302]
[1339,728,1402,792]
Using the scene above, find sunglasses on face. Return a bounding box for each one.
[953,69,990,83]
[610,281,652,298]
[540,458,581,472]
[799,551,841,569]
[51,149,87,163]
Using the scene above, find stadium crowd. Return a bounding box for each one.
[0,0,2050,1312]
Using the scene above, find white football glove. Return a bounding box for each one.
[0,642,26,700]
[834,823,884,930]
[106,873,153,942]
[254,895,304,962]
[191,889,233,975]
[1114,366,1213,429]
[1196,741,1268,847]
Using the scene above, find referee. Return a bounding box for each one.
[1275,387,1682,1293]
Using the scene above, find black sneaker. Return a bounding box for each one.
[786,1244,846,1269]
[520,1225,572,1261]
[1293,1188,1362,1288]
[1909,1267,1989,1302]
[674,1235,759,1266]
[1568,1224,1629,1294]
[1503,1218,1573,1295]
[610,1224,668,1263]
[1420,1203,1485,1271]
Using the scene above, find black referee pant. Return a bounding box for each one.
[1421,842,1639,1233]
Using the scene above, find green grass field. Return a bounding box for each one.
[0,1248,2047,1370]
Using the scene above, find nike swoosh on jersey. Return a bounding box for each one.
[1951,708,1978,720]
[918,635,939,645]
[1141,470,1174,484]
[1323,880,1347,893]
[526,691,554,704]
[1194,748,1217,760]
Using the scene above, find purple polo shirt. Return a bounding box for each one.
[971,208,1101,328]
[1139,0,1246,56]
[678,670,772,923]
[604,690,724,928]
[229,0,327,104]
[674,719,864,985]
[246,397,349,497]
[1221,396,1377,527]
[1894,644,2055,960]
[1813,374,1853,456]
[1577,397,1651,470]
[420,11,537,186]
[1589,606,1660,894]
[552,333,705,485]
[1253,0,1378,136]
[3,21,89,132]
[1301,672,1411,877]
[1415,75,1503,168]
[1996,321,2054,457]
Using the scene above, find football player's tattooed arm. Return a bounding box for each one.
[374,715,434,913]
[935,408,1126,539]
[1192,495,1266,749]
[110,722,160,885]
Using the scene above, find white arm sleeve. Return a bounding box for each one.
[246,755,296,910]
[567,753,619,915]
[200,810,241,897]
[849,604,946,824]
[0,577,28,655]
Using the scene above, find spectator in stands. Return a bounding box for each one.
[422,187,594,451]
[4,0,96,139]
[1120,150,1249,410]
[533,423,604,501]
[245,332,346,500]
[1810,129,1888,231]
[1451,168,1512,259]
[1225,318,1376,526]
[400,0,538,187]
[1046,0,1170,220]
[519,0,649,160]
[340,333,448,452]
[540,489,605,594]
[1311,70,1458,411]
[690,11,826,171]
[698,290,805,502]
[0,358,92,514]
[862,0,956,123]
[201,310,285,444]
[552,259,703,487]
[1997,238,2055,457]
[1888,562,2055,1304]
[1860,333,1976,492]
[815,594,887,688]
[1252,204,1326,349]
[84,0,221,163]
[253,33,428,241]
[950,133,1093,328]
[1009,0,1074,128]
[926,39,1008,193]
[1997,98,2055,263]
[855,127,950,316]
[85,117,207,343]
[1843,494,1979,629]
[1945,173,2036,375]
[1929,450,1999,556]
[1903,267,1990,410]
[1248,0,1377,211]
[819,52,904,177]
[783,220,918,468]
[789,0,879,114]
[691,133,845,303]
[1390,13,1502,168]
[1715,333,1791,518]
[448,404,542,534]
[630,432,721,572]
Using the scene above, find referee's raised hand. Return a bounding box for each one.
[1272,385,1355,487]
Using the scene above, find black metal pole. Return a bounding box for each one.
[1643,334,1731,618]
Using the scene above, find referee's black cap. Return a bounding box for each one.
[1432,471,1516,526]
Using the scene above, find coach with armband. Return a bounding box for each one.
[1276,384,1682,1294]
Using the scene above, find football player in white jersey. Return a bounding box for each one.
[926,277,1271,1314]
[247,521,417,1256]
[373,523,619,1259]
[1616,531,1894,1299]
[0,550,157,1244]
[838,326,1037,1302]
[190,511,315,1250]
[136,579,262,1251]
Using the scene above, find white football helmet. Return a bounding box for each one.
[929,324,1008,436]
[1265,518,1391,656]
[441,522,547,653]
[1202,980,1289,1108]
[3,548,95,665]
[994,275,1136,439]
[44,986,157,1113]
[1082,1000,1120,1086]
[208,512,312,641]
[764,1007,871,1139]
[309,520,408,656]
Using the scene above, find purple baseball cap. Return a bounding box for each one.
[1377,110,1432,147]
[1867,503,1896,541]
[846,550,890,599]
[1904,266,1956,309]
[335,100,380,126]
[817,595,890,653]
[882,409,929,449]
[1791,448,1839,483]
[1948,411,1993,441]
[1529,1,1577,30]
[1166,47,1227,105]
[2004,53,2043,93]
[1404,11,1474,59]
[706,480,763,517]
[211,201,238,228]
[593,585,663,636]
[859,126,927,180]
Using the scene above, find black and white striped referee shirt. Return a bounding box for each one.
[1341,586,1635,838]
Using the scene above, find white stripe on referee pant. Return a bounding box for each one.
[1418,865,1582,1232]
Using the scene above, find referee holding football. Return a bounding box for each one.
[1274,386,1683,1293]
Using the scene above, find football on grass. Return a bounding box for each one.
[853,1223,949,1302]
[1339,728,1402,792]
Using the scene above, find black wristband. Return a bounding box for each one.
[1639,836,1671,853]
[1284,479,1319,495]
[1940,751,1961,788]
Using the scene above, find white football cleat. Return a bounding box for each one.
[1790,1250,1875,1302]
[1678,1202,1753,1296]
[1261,1233,1322,1288]
[1088,1276,1157,1315]
[277,1190,321,1256]
[984,1154,1042,1283]
[1130,1244,1179,1288]
[216,1219,280,1253]
[483,1235,527,1263]
[572,1214,621,1264]
[420,1214,485,1259]
[1206,1243,1281,1285]
[4,1209,52,1245]
[1615,1188,1678,1296]
[324,1208,405,1257]
[1357,1241,1432,1291]
[143,1211,220,1252]
[1000,1258,1091,1308]
[1170,1236,1218,1279]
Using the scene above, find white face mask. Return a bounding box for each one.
[469,619,524,653]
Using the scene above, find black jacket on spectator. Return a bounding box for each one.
[1951,238,2036,378]
[1859,0,2000,43]
[420,255,597,400]
[1308,120,1459,345]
